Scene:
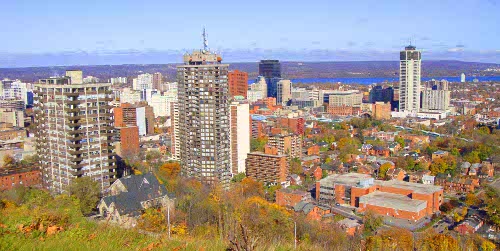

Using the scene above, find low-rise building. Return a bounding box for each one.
[316,173,443,221]
[276,188,311,208]
[0,167,42,191]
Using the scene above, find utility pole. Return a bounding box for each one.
[168,202,171,238]
[294,221,297,249]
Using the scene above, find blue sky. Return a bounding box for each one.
[0,0,499,66]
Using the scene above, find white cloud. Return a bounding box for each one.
[448,47,464,52]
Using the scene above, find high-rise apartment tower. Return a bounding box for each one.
[34,70,116,193]
[176,33,231,186]
[399,45,421,113]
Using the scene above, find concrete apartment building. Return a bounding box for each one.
[34,70,116,193]
[399,45,421,114]
[132,73,153,91]
[421,79,451,113]
[267,132,302,159]
[170,102,180,161]
[230,101,250,174]
[114,103,154,136]
[245,151,288,186]
[328,90,363,107]
[228,70,248,98]
[316,173,443,220]
[277,79,292,105]
[152,72,163,90]
[176,38,231,186]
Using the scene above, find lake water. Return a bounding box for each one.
[249,76,500,85]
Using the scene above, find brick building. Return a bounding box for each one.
[372,102,391,120]
[0,123,25,141]
[114,126,140,157]
[276,188,311,208]
[245,151,288,186]
[114,103,154,136]
[0,167,42,190]
[277,117,305,135]
[228,70,248,98]
[327,105,360,116]
[316,173,443,220]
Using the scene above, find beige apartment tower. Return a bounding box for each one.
[176,43,231,186]
[399,45,421,113]
[34,70,116,193]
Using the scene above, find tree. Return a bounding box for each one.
[68,176,101,215]
[137,208,166,232]
[378,163,392,180]
[395,136,405,148]
[464,193,481,207]
[363,210,383,234]
[250,137,267,152]
[231,172,246,183]
[464,151,481,163]
[2,154,16,168]
[158,162,181,179]
[419,233,460,251]
[366,228,414,251]
[290,157,302,175]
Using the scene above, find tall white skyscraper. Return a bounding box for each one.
[132,73,153,90]
[399,45,421,113]
[277,79,292,105]
[461,73,466,83]
[230,100,250,175]
[176,33,231,186]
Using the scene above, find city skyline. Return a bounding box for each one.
[0,0,499,67]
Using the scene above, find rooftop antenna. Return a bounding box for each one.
[202,27,208,52]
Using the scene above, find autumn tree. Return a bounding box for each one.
[250,137,267,151]
[464,193,481,207]
[2,154,16,168]
[378,163,393,180]
[366,228,414,251]
[68,176,101,215]
[419,233,460,251]
[289,157,302,175]
[363,210,383,234]
[158,162,181,179]
[137,208,166,232]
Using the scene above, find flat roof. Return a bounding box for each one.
[359,191,427,213]
[382,180,442,194]
[320,173,373,187]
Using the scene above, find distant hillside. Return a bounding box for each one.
[0,60,498,82]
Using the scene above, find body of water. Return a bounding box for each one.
[249,76,500,85]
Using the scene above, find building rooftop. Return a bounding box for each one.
[319,173,373,187]
[382,179,443,194]
[359,191,427,213]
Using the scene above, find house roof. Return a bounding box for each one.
[101,173,171,216]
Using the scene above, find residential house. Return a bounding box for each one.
[276,188,311,208]
[386,168,406,181]
[455,215,484,235]
[294,201,331,221]
[98,173,173,228]
[337,218,364,236]
[422,175,435,185]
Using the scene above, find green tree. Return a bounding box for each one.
[464,151,481,163]
[68,176,101,215]
[231,172,246,183]
[250,137,267,151]
[395,136,405,148]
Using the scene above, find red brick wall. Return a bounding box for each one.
[358,203,426,221]
[0,170,42,190]
[228,70,248,98]
[276,190,306,208]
